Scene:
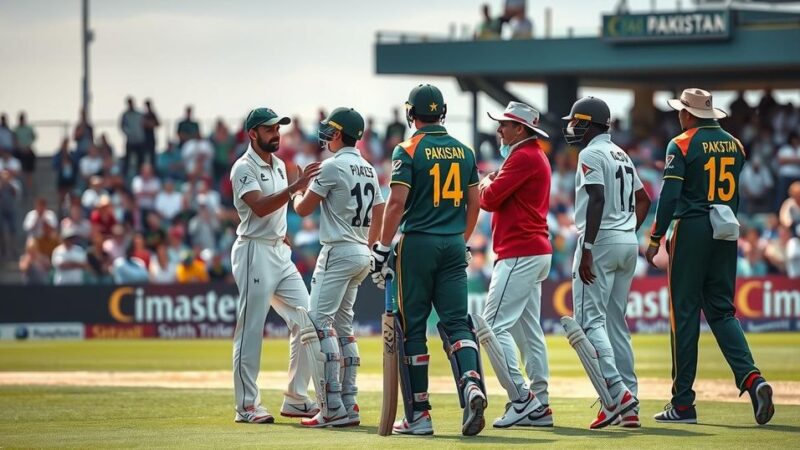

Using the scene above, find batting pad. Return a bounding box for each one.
[298,308,326,410]
[473,314,526,401]
[560,316,614,408]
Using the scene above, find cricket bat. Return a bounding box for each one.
[377,277,398,436]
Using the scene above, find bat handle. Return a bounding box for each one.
[384,276,393,313]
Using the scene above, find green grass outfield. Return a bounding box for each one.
[1,333,799,448]
[0,387,798,448]
[2,333,799,380]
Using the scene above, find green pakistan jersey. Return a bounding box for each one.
[390,124,479,235]
[652,118,746,238]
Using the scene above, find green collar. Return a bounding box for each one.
[694,118,720,128]
[413,124,447,137]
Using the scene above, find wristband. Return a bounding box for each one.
[582,242,593,251]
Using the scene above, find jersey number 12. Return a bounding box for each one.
[350,183,375,227]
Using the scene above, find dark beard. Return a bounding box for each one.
[258,136,280,153]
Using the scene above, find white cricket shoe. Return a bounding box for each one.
[234,405,275,424]
[300,405,349,428]
[493,391,542,428]
[280,397,319,418]
[516,403,554,427]
[393,410,434,436]
[462,381,487,436]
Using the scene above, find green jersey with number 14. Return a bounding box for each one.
[390,125,479,235]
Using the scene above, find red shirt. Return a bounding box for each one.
[90,210,117,237]
[479,139,552,260]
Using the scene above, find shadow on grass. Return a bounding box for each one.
[282,422,556,444]
[551,425,711,438]
[699,423,800,433]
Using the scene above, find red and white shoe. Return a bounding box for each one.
[393,410,433,436]
[300,405,349,428]
[234,405,275,424]
[612,409,641,428]
[590,389,638,429]
[337,404,360,427]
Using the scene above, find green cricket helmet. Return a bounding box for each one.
[561,96,611,145]
[405,84,447,127]
[319,107,365,146]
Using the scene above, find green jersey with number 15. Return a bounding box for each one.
[390,124,479,235]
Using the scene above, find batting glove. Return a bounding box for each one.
[370,243,391,274]
[371,267,395,290]
[465,246,472,265]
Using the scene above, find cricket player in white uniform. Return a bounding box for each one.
[230,107,323,424]
[291,107,385,428]
[561,97,651,429]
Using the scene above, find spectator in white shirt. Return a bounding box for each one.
[181,138,213,177]
[149,242,177,284]
[60,203,92,244]
[188,199,219,252]
[79,144,104,183]
[739,155,774,214]
[52,225,88,285]
[102,224,129,261]
[154,179,184,221]
[81,176,106,211]
[194,181,221,215]
[131,163,161,211]
[0,149,21,181]
[22,197,58,239]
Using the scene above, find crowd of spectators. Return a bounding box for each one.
[475,1,533,40]
[2,89,800,287]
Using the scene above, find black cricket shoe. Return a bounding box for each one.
[748,377,774,425]
[653,403,697,424]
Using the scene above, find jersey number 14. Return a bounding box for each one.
[429,162,463,207]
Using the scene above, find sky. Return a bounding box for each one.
[1,0,798,155]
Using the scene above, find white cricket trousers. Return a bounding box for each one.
[572,234,638,398]
[482,254,552,404]
[231,237,312,413]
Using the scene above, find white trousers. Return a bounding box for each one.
[308,244,371,333]
[572,235,638,397]
[231,238,312,413]
[482,254,552,404]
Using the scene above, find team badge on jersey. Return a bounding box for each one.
[665,154,675,170]
[392,159,403,175]
[240,175,249,185]
[581,163,595,176]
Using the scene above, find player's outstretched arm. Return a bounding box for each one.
[634,188,651,232]
[292,190,324,217]
[242,162,321,217]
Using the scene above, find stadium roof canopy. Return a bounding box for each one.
[375,6,800,139]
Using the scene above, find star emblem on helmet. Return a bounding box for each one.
[429,102,438,112]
